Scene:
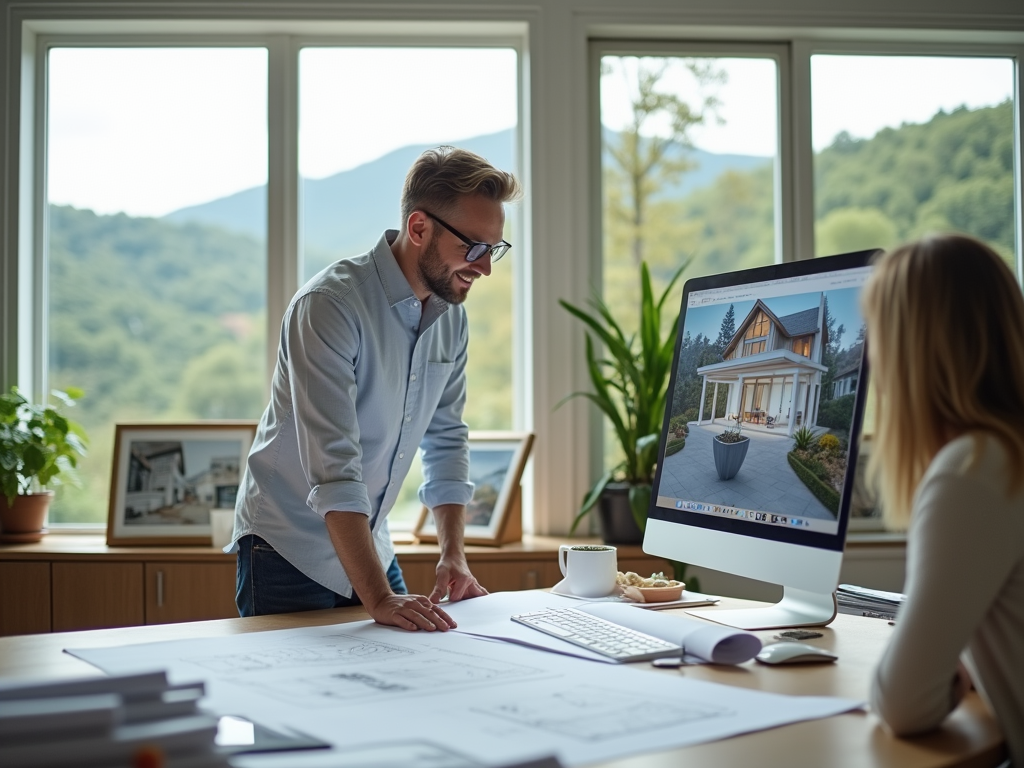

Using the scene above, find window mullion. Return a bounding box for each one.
[789,40,815,261]
[266,35,300,389]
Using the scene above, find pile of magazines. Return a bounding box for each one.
[836,583,905,621]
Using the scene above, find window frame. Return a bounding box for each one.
[23,28,529,532]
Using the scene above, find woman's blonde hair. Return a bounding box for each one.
[862,234,1024,528]
[400,146,521,225]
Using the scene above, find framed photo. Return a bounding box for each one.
[106,423,257,546]
[415,431,534,546]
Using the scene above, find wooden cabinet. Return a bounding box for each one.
[0,562,51,635]
[145,563,238,625]
[52,563,144,631]
[0,536,674,635]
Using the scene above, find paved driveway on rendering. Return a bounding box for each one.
[659,422,836,521]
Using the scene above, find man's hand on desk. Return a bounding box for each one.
[365,593,458,632]
[430,555,489,604]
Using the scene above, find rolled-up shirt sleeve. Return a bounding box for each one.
[285,291,372,518]
[418,318,474,510]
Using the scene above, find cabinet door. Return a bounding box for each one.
[470,560,562,592]
[53,563,144,631]
[145,563,238,625]
[0,562,51,636]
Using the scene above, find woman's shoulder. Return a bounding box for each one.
[925,432,1018,492]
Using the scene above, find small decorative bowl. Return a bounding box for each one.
[627,584,685,603]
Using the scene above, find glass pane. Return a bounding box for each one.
[599,55,779,470]
[47,48,269,523]
[811,55,1017,271]
[299,47,519,527]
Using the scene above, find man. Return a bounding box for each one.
[231,147,521,631]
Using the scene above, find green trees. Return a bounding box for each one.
[813,101,1014,262]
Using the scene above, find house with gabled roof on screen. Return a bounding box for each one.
[695,295,828,436]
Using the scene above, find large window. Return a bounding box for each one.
[46,47,269,523]
[39,41,521,528]
[597,49,782,467]
[811,55,1017,271]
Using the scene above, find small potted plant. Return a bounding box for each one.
[712,414,749,481]
[0,386,88,542]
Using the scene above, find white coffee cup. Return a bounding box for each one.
[209,508,236,550]
[558,544,618,597]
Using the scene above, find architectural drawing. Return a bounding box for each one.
[190,633,416,673]
[474,685,732,740]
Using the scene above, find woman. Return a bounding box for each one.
[863,234,1024,765]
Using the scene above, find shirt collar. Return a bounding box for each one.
[373,230,451,321]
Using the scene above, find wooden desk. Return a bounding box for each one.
[0,535,671,635]
[0,597,1005,768]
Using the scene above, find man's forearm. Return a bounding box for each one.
[324,510,392,609]
[431,504,468,560]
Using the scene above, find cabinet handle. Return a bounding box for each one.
[156,570,165,608]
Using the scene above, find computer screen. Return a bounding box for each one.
[643,250,875,629]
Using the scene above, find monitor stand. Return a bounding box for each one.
[688,587,838,631]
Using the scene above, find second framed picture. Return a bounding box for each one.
[106,422,257,546]
[415,431,534,546]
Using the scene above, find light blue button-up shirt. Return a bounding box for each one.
[230,230,474,596]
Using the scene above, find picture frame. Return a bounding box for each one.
[106,422,257,546]
[414,431,534,546]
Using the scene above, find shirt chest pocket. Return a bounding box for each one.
[422,360,456,409]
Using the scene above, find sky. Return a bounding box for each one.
[47,48,1012,218]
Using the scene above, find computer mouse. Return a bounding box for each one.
[755,641,837,665]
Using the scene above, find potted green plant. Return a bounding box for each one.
[712,416,749,481]
[559,260,687,545]
[0,386,88,542]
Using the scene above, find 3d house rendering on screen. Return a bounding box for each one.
[693,295,828,437]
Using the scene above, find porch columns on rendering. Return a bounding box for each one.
[710,382,720,423]
[787,369,801,437]
[736,375,746,422]
[698,377,708,425]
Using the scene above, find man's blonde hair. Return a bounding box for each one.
[862,234,1024,528]
[400,146,522,225]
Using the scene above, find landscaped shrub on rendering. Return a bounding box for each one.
[787,451,840,515]
[817,393,855,431]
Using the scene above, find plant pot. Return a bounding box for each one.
[597,482,645,545]
[712,436,750,481]
[0,491,54,543]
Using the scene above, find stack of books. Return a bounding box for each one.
[0,671,230,768]
[837,583,905,621]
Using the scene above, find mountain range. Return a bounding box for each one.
[163,128,770,258]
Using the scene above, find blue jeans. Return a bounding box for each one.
[235,534,408,617]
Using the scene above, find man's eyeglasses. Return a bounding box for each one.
[422,211,511,263]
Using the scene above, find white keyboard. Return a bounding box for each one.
[511,607,681,662]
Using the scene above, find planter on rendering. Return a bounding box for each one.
[712,436,750,481]
[597,482,646,545]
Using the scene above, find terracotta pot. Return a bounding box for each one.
[0,492,54,543]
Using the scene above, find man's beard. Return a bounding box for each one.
[417,233,471,305]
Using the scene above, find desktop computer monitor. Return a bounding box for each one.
[644,250,876,630]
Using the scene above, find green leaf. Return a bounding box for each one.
[569,470,616,535]
[628,483,651,532]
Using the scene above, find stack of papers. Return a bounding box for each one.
[0,671,228,768]
[836,583,905,621]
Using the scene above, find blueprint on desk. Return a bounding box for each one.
[66,596,862,768]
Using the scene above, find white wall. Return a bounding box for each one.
[2,0,1022,540]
